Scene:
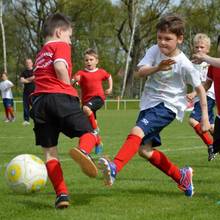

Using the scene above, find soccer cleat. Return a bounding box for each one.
[98,157,116,186]
[55,193,69,209]
[95,142,103,155]
[213,145,220,155]
[178,167,194,197]
[69,148,98,178]
[208,145,216,161]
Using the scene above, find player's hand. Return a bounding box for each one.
[186,91,197,102]
[201,118,211,132]
[158,59,176,71]
[105,88,112,95]
[192,53,206,64]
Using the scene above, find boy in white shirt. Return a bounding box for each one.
[187,33,215,161]
[99,14,210,197]
[0,72,15,122]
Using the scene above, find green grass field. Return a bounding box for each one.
[1,110,220,220]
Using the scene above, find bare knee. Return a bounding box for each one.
[138,145,153,160]
[189,117,198,127]
[83,105,92,116]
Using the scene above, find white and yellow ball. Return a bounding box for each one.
[5,154,47,193]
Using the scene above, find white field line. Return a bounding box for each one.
[0,146,204,170]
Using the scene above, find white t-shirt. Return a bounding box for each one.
[0,80,14,99]
[193,62,215,101]
[137,45,201,121]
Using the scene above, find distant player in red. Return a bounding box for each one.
[74,48,113,154]
[31,13,99,209]
[192,35,220,156]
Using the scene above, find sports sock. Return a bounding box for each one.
[148,149,181,183]
[79,133,97,154]
[113,134,142,173]
[88,113,98,129]
[46,159,68,196]
[193,123,213,146]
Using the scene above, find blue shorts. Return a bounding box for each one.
[136,103,176,147]
[190,96,215,124]
[3,98,14,108]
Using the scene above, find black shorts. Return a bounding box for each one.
[84,96,104,118]
[213,116,220,153]
[31,93,93,148]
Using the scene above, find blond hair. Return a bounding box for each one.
[193,33,211,49]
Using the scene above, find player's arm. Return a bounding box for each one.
[193,53,220,68]
[195,84,211,132]
[137,59,176,78]
[25,75,35,83]
[105,76,113,95]
[186,78,212,102]
[54,61,71,85]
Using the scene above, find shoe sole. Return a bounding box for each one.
[98,158,113,186]
[69,148,98,178]
[55,201,70,209]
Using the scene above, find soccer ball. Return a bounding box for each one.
[5,154,47,193]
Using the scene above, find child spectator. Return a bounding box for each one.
[0,72,15,122]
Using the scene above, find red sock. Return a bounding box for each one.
[46,159,68,196]
[113,134,142,173]
[88,113,98,129]
[148,150,181,183]
[79,133,97,154]
[193,123,213,146]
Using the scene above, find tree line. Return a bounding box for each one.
[0,0,220,98]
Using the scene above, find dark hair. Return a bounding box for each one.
[84,48,98,59]
[156,14,185,36]
[0,72,7,77]
[42,13,72,38]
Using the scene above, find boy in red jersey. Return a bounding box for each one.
[192,35,220,156]
[74,48,113,154]
[31,13,99,209]
[98,14,210,197]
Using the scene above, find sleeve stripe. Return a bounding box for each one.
[54,58,69,68]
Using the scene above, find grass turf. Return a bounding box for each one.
[0,110,220,220]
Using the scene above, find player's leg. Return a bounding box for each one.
[83,97,105,154]
[43,146,69,209]
[3,99,10,121]
[32,94,69,209]
[137,104,194,197]
[189,99,215,161]
[213,116,220,154]
[57,95,98,177]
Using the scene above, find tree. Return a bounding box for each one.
[0,0,7,72]
[117,0,171,98]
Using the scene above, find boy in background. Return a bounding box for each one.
[32,13,100,209]
[99,14,210,197]
[192,35,220,157]
[20,58,35,126]
[187,33,215,161]
[0,72,15,122]
[74,48,113,154]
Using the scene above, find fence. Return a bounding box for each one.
[0,99,140,111]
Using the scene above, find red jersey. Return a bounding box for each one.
[33,41,78,97]
[207,65,220,115]
[75,68,111,104]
